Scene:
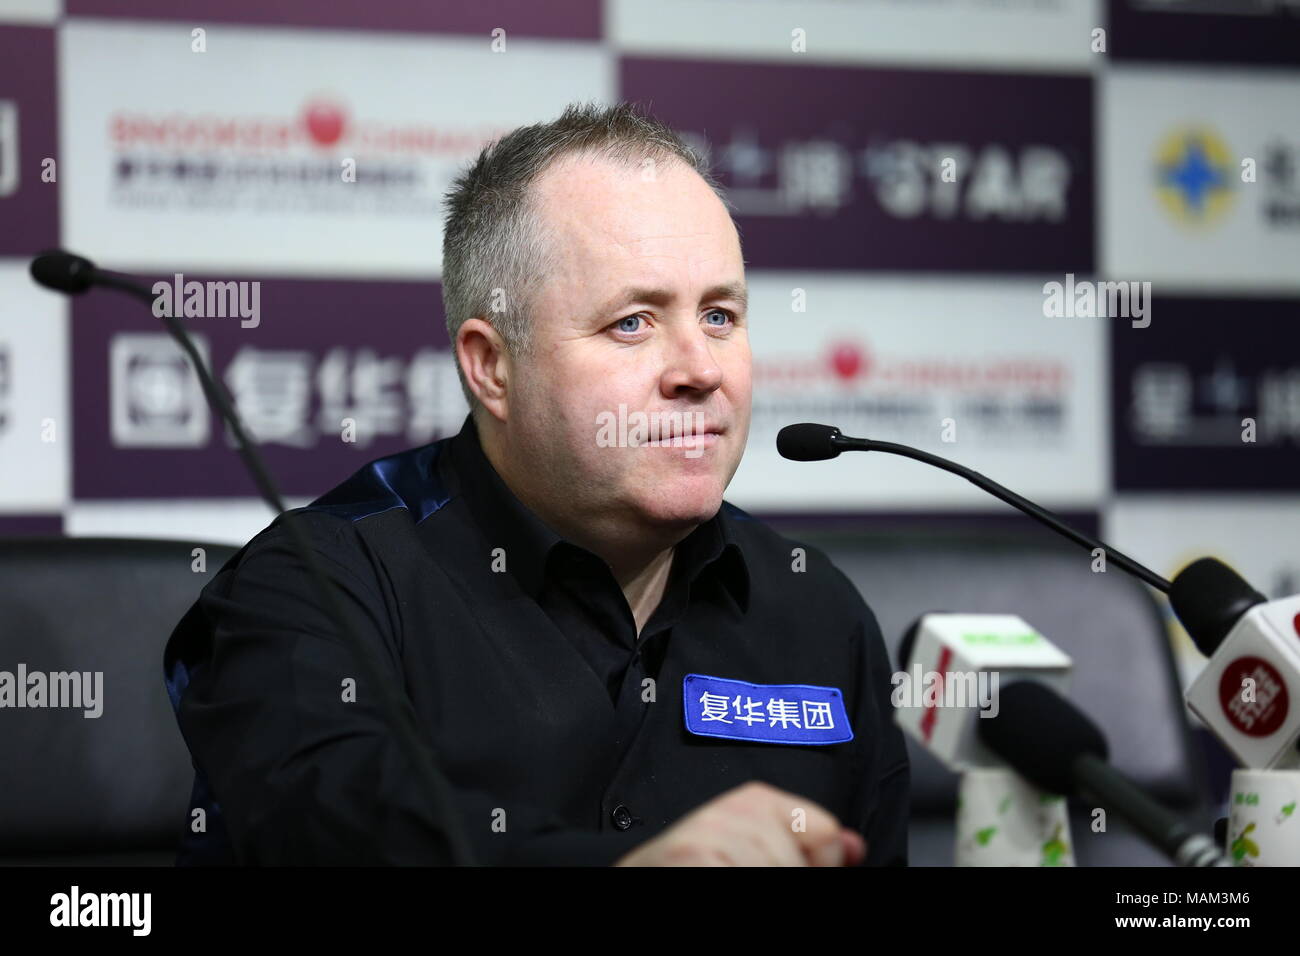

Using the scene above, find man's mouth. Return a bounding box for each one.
[594,405,726,455]
[644,425,725,446]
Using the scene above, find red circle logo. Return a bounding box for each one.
[829,343,869,382]
[1293,612,1300,639]
[1218,656,1289,738]
[303,101,346,147]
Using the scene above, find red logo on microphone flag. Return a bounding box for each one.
[1218,656,1289,738]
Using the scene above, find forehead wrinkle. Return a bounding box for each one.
[592,279,748,318]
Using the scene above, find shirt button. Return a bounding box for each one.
[611,805,635,830]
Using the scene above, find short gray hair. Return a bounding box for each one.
[440,101,730,408]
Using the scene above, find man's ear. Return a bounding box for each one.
[457,317,511,422]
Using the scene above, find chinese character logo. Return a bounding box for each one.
[110,333,211,447]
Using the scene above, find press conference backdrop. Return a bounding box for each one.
[1,2,1299,721]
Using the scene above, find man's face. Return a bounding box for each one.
[505,152,751,538]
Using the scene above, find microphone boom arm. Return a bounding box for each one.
[834,434,1172,594]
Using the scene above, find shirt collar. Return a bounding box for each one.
[446,414,749,612]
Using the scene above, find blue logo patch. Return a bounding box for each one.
[683,674,853,746]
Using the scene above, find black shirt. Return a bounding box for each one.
[164,415,910,866]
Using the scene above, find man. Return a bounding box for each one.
[164,102,909,866]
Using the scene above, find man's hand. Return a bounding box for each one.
[613,781,867,866]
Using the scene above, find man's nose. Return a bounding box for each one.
[660,325,723,397]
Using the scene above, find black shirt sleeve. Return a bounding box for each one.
[170,513,657,866]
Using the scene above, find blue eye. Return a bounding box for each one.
[705,309,732,327]
[616,314,644,333]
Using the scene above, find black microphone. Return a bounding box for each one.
[31,250,97,293]
[1168,556,1267,657]
[1168,556,1300,761]
[776,422,1172,593]
[978,681,1228,866]
[775,422,843,462]
[30,249,475,866]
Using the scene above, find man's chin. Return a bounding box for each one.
[631,478,726,530]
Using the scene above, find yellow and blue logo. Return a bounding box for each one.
[1155,127,1236,228]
